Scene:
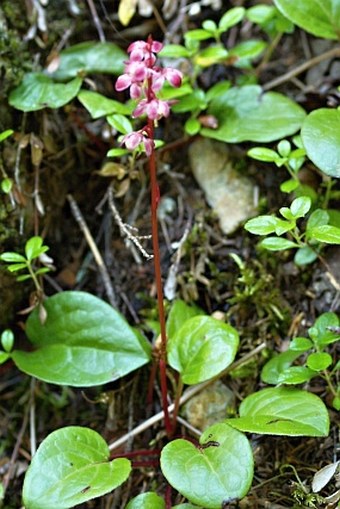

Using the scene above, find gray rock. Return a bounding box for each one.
[189,138,257,234]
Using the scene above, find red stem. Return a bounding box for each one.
[147,116,172,437]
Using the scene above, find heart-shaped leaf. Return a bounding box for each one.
[227,387,329,436]
[12,291,151,386]
[301,109,340,178]
[23,427,131,509]
[50,42,126,80]
[9,73,82,112]
[161,423,253,508]
[126,492,165,509]
[201,85,305,143]
[273,0,340,39]
[261,350,302,384]
[167,316,239,384]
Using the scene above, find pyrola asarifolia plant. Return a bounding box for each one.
[115,37,182,435]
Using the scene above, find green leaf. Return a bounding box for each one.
[126,492,165,509]
[173,505,202,509]
[167,316,239,384]
[1,178,13,194]
[22,426,131,509]
[184,117,201,136]
[246,5,275,25]
[107,114,133,135]
[294,246,318,266]
[277,366,315,384]
[107,148,129,158]
[260,237,298,251]
[244,215,281,235]
[289,337,313,351]
[273,0,340,39]
[247,147,280,162]
[0,129,14,143]
[219,7,246,31]
[185,29,212,41]
[308,312,340,348]
[206,81,231,101]
[1,329,14,353]
[202,85,306,143]
[195,46,228,67]
[172,90,207,113]
[261,350,302,385]
[166,300,203,340]
[161,423,253,508]
[280,179,299,193]
[202,20,217,32]
[277,139,291,157]
[0,352,10,365]
[301,109,340,178]
[25,236,47,262]
[307,209,330,230]
[9,73,82,112]
[0,252,26,263]
[308,225,340,244]
[227,387,330,436]
[50,42,126,80]
[307,352,333,371]
[229,40,267,67]
[12,292,151,386]
[290,196,311,218]
[159,44,190,58]
[7,263,29,272]
[78,90,130,118]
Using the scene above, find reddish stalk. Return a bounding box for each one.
[147,116,172,436]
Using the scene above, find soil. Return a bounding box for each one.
[0,1,339,509]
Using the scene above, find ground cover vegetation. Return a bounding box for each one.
[0,0,339,508]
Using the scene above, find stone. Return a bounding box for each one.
[189,138,256,234]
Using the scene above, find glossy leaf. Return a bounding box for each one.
[261,350,302,384]
[308,312,340,347]
[277,366,315,384]
[0,252,26,263]
[78,90,130,118]
[294,246,317,266]
[273,0,340,39]
[307,352,332,371]
[159,44,190,58]
[260,237,298,251]
[50,42,126,80]
[167,316,239,384]
[23,427,131,509]
[166,300,203,340]
[1,329,14,353]
[290,196,311,218]
[25,236,48,262]
[227,387,330,436]
[202,85,305,143]
[308,225,340,244]
[219,7,245,31]
[301,109,340,178]
[126,492,165,509]
[12,292,151,386]
[107,114,133,134]
[247,147,280,163]
[289,337,313,351]
[244,216,282,235]
[307,209,330,230]
[161,423,253,508]
[9,73,82,112]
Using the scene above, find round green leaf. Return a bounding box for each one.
[294,246,318,266]
[185,118,201,136]
[107,113,133,134]
[289,337,313,351]
[1,178,13,194]
[308,312,339,347]
[307,352,333,371]
[160,423,253,508]
[244,215,281,235]
[301,109,340,178]
[22,427,131,509]
[126,492,165,509]
[273,0,340,39]
[159,44,190,58]
[167,316,239,384]
[12,292,151,386]
[78,90,130,118]
[1,329,14,353]
[227,387,330,436]
[9,73,82,112]
[290,196,311,218]
[50,42,126,80]
[202,85,306,143]
[247,147,280,162]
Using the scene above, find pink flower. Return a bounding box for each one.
[120,130,155,156]
[133,98,170,120]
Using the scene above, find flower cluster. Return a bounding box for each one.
[115,37,182,155]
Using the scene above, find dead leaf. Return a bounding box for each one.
[118,0,138,26]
